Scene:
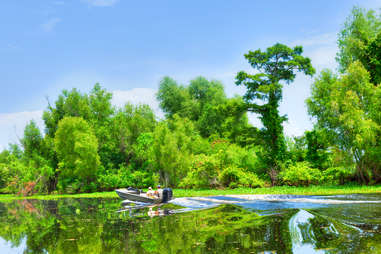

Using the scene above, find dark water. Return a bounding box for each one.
[0,194,381,253]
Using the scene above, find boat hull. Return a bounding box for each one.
[116,189,162,204]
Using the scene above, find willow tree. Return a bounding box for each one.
[307,62,381,184]
[336,6,381,78]
[236,43,315,182]
[54,117,100,192]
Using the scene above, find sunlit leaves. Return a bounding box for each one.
[55,117,100,191]
[307,61,381,183]
[236,43,315,173]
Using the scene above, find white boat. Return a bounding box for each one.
[115,188,173,204]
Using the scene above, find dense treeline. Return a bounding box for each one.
[0,6,380,194]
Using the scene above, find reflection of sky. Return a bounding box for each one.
[0,237,26,254]
[289,210,327,254]
[238,201,326,211]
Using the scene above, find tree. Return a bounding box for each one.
[337,6,381,84]
[43,84,116,170]
[150,116,206,186]
[157,76,255,142]
[21,120,43,159]
[54,117,100,191]
[306,62,381,184]
[365,32,381,85]
[157,77,189,118]
[235,43,315,181]
[305,129,331,170]
[43,88,91,137]
[110,103,156,167]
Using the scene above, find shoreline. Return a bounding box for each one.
[1,184,381,201]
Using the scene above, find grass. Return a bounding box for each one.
[1,184,381,202]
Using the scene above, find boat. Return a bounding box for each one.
[115,187,173,204]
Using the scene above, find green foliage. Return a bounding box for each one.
[0,155,28,193]
[323,166,354,185]
[337,7,381,76]
[21,120,43,159]
[218,165,264,188]
[236,43,315,179]
[280,162,322,186]
[97,165,158,190]
[109,103,156,168]
[179,154,219,189]
[55,117,100,192]
[150,116,203,186]
[211,141,265,176]
[180,142,265,189]
[307,62,381,183]
[6,14,381,194]
[0,163,10,191]
[44,88,91,137]
[157,76,256,144]
[0,151,12,192]
[366,32,381,84]
[286,136,307,163]
[43,84,115,169]
[305,129,332,169]
[157,76,189,118]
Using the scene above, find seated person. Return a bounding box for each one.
[146,187,155,197]
[154,185,163,199]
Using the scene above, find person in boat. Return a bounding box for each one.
[154,185,163,199]
[147,187,155,198]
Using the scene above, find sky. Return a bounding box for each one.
[1,0,380,151]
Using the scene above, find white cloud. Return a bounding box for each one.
[293,33,336,47]
[292,32,338,72]
[0,110,44,151]
[306,46,338,70]
[81,0,119,7]
[112,88,164,118]
[41,17,61,32]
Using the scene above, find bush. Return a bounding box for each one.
[0,157,28,194]
[179,154,219,189]
[323,166,353,185]
[0,163,10,192]
[97,165,158,191]
[280,162,323,186]
[218,165,264,188]
[211,142,265,175]
[130,170,158,188]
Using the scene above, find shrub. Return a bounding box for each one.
[0,163,10,192]
[179,154,219,188]
[323,166,353,185]
[280,162,323,186]
[211,142,265,175]
[97,165,158,191]
[218,165,264,188]
[130,170,158,188]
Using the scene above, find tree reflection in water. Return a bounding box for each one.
[0,197,380,253]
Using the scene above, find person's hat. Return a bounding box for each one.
[157,185,161,188]
[148,187,152,190]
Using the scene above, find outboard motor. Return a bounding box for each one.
[162,188,173,203]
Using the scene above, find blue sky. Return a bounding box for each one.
[0,0,380,150]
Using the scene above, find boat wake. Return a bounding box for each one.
[169,194,381,210]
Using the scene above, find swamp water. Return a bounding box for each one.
[0,194,381,253]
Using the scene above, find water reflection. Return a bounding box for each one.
[289,210,329,253]
[0,194,380,253]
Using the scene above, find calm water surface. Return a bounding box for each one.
[0,194,381,253]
